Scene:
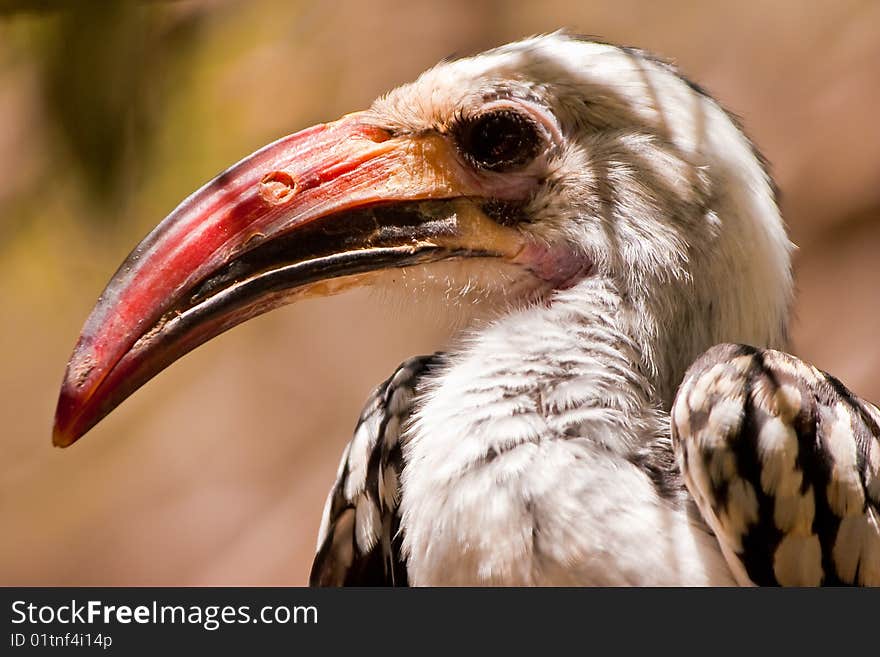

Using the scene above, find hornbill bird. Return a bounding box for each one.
[54,34,879,586]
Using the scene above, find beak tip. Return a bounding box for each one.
[52,388,85,448]
[51,415,76,447]
[52,430,73,448]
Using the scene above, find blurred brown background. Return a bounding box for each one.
[2,0,878,585]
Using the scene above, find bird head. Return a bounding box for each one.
[53,33,792,447]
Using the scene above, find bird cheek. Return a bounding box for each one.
[476,170,543,200]
[511,241,594,289]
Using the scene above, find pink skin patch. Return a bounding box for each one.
[513,240,593,290]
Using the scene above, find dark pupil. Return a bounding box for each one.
[462,110,540,171]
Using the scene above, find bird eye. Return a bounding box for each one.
[455,108,544,172]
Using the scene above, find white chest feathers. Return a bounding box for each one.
[399,297,736,585]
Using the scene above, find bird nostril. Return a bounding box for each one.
[359,125,393,143]
[259,171,298,204]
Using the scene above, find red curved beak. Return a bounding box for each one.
[53,111,527,447]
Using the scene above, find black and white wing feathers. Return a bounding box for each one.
[672,343,880,586]
[309,354,441,586]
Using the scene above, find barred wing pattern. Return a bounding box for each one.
[310,354,441,586]
[672,343,880,586]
